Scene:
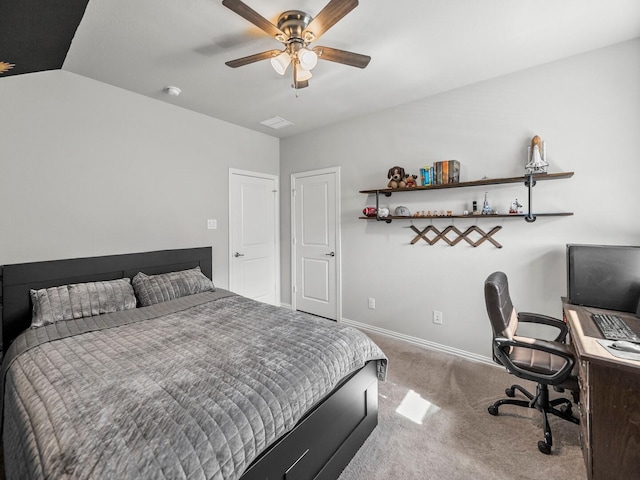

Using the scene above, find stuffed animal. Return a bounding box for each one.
[387,166,406,189]
[404,174,418,188]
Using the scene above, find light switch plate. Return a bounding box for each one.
[207,219,217,230]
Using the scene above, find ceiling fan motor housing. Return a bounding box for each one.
[277,10,313,42]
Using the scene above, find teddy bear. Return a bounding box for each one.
[387,166,406,189]
[404,174,418,188]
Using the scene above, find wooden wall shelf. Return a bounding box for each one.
[359,171,574,195]
[359,171,574,246]
[359,213,573,221]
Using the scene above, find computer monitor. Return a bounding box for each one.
[567,244,640,313]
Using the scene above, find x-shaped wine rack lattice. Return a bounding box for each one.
[409,225,503,248]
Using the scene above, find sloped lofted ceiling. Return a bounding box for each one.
[2,0,640,138]
[0,0,90,75]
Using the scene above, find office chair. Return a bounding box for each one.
[484,271,580,454]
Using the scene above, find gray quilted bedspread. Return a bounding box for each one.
[1,290,387,480]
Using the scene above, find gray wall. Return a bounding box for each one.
[0,70,279,289]
[280,39,640,358]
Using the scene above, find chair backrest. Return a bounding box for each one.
[484,271,519,341]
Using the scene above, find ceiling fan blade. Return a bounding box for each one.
[313,46,371,68]
[302,0,358,41]
[222,0,286,40]
[225,49,282,68]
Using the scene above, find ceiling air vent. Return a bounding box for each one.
[259,116,294,130]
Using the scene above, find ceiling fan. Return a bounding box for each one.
[222,0,371,90]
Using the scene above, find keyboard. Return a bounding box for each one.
[591,313,640,342]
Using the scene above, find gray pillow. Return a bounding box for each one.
[132,266,214,307]
[30,278,136,328]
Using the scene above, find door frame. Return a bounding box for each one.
[229,168,281,306]
[290,166,342,321]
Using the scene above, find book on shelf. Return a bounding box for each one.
[448,160,460,183]
[431,160,460,185]
[420,167,432,186]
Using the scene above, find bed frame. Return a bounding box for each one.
[0,247,378,480]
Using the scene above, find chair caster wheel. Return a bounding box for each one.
[538,441,551,455]
[505,387,515,397]
[488,405,499,416]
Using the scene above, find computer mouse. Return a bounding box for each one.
[610,340,640,354]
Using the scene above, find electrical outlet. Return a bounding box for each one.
[368,298,375,309]
[433,310,443,325]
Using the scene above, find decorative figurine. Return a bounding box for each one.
[472,200,480,215]
[482,192,492,215]
[526,135,548,174]
[404,174,418,188]
[509,199,524,214]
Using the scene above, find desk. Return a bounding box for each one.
[562,299,640,480]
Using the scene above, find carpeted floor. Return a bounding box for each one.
[338,332,587,480]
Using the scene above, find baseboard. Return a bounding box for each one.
[340,317,495,367]
[280,302,292,310]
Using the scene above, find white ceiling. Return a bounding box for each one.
[62,0,640,138]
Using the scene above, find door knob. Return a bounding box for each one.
[325,252,335,257]
[234,252,245,257]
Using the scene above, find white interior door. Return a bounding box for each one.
[229,169,279,305]
[291,167,340,320]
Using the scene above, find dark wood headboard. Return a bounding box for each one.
[0,247,212,353]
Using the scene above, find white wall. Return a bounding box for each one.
[280,39,640,358]
[0,71,279,289]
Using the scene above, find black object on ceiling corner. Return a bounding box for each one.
[0,0,90,77]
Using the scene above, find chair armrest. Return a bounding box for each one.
[493,336,575,386]
[518,312,568,342]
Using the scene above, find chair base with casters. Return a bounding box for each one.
[488,382,579,454]
[484,271,581,455]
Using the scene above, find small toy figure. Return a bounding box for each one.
[404,174,418,188]
[526,135,548,174]
[509,199,523,214]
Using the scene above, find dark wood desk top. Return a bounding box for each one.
[562,298,640,372]
[562,299,640,480]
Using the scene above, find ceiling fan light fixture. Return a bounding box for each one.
[295,66,312,82]
[298,48,318,70]
[270,51,291,75]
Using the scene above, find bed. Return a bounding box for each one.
[0,247,387,480]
